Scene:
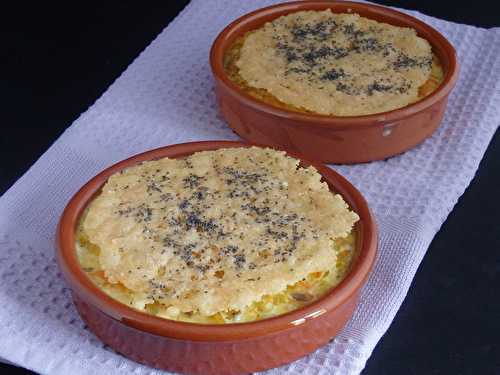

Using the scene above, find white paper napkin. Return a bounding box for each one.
[0,1,499,374]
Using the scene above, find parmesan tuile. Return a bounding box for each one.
[236,10,434,116]
[81,147,359,316]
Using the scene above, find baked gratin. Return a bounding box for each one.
[77,147,359,324]
[224,10,444,116]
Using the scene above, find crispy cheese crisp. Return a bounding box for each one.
[235,10,434,116]
[80,147,359,317]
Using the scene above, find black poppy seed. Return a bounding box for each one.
[367,81,393,96]
[320,68,346,81]
[179,199,190,210]
[185,213,218,232]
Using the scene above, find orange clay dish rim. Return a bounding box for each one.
[209,1,459,130]
[56,141,377,342]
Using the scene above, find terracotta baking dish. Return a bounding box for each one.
[210,1,459,164]
[56,141,377,375]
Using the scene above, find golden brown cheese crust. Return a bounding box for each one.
[235,10,434,116]
[81,147,359,316]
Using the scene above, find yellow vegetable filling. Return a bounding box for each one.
[76,230,356,324]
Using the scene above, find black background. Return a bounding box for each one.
[1,2,499,374]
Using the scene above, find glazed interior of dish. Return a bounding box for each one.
[76,147,359,324]
[224,10,444,116]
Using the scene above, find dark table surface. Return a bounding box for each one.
[1,2,499,374]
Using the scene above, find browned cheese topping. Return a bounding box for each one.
[235,10,434,115]
[80,147,358,316]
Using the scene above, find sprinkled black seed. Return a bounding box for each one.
[303,46,349,65]
[222,245,239,255]
[290,20,335,42]
[185,213,218,232]
[159,193,173,202]
[179,200,190,210]
[353,37,382,53]
[233,254,246,268]
[336,82,359,95]
[393,54,432,70]
[320,68,346,81]
[183,174,205,189]
[147,181,162,194]
[240,204,271,216]
[196,264,210,273]
[367,81,393,96]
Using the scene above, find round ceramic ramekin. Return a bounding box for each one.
[210,1,459,164]
[56,141,377,375]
